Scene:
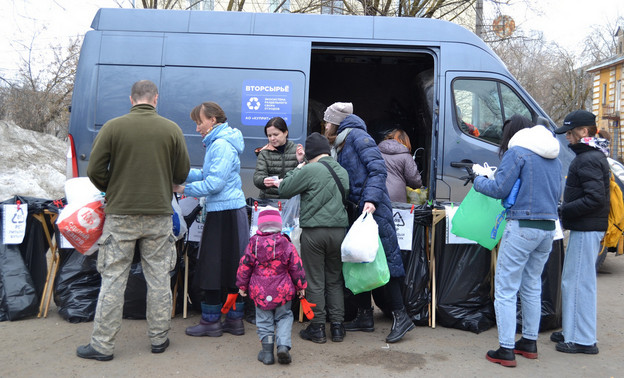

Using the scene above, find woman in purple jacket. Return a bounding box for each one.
[378,129,422,202]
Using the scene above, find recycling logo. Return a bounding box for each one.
[247,97,261,110]
[393,211,405,227]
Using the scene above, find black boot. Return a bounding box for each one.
[486,347,516,367]
[257,335,275,365]
[276,345,291,364]
[222,302,245,335]
[186,303,223,337]
[385,308,415,343]
[344,307,374,332]
[514,337,537,359]
[330,322,345,342]
[299,323,327,343]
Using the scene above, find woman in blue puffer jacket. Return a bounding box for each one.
[323,102,414,343]
[174,102,249,338]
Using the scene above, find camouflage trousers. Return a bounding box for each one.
[91,214,176,355]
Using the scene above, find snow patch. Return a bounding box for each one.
[0,120,67,202]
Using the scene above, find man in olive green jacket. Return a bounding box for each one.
[277,132,349,344]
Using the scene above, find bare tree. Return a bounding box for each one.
[0,34,81,137]
[581,16,624,65]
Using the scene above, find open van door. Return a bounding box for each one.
[438,71,540,202]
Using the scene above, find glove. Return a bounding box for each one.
[221,293,238,314]
[300,298,316,320]
[459,168,476,186]
[472,163,496,179]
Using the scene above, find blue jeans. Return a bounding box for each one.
[255,302,293,348]
[494,220,555,349]
[561,230,602,345]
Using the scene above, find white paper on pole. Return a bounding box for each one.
[444,205,477,244]
[2,204,28,244]
[392,208,414,251]
[187,221,203,242]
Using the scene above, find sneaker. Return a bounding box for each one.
[555,342,599,354]
[550,331,564,343]
[76,344,113,361]
[485,347,516,367]
[151,338,170,354]
[514,337,537,359]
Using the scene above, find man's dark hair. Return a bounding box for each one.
[131,80,158,103]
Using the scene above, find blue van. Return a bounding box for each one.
[67,8,569,202]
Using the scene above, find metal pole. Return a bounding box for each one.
[475,0,483,38]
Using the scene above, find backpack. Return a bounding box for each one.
[601,172,624,249]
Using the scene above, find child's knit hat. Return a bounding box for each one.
[258,206,282,233]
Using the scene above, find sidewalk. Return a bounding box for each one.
[1,255,623,377]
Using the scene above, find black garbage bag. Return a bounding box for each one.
[435,216,495,333]
[401,204,431,326]
[123,243,182,319]
[0,242,39,321]
[516,239,564,332]
[176,241,203,314]
[0,196,61,321]
[53,248,101,323]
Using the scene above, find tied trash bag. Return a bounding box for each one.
[451,187,506,250]
[343,238,390,295]
[341,212,378,263]
[53,248,100,323]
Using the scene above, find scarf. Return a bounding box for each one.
[331,128,353,159]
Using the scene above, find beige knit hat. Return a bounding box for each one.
[323,102,353,125]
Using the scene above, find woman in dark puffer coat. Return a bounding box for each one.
[323,102,414,343]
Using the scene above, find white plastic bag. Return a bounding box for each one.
[57,178,105,255]
[281,195,302,253]
[171,195,187,240]
[341,212,379,263]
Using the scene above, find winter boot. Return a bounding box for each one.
[222,301,245,335]
[330,322,345,342]
[344,307,374,332]
[186,303,223,337]
[299,323,327,343]
[514,337,538,359]
[276,345,292,364]
[385,308,415,343]
[257,335,275,365]
[486,347,517,367]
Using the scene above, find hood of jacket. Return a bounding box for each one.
[202,122,244,154]
[378,139,410,156]
[337,114,367,134]
[508,125,559,159]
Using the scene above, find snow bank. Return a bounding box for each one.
[0,120,67,202]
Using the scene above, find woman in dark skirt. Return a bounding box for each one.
[174,101,249,337]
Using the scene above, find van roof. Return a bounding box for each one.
[91,8,486,47]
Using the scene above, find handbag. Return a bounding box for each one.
[342,237,390,295]
[319,160,361,225]
[450,187,507,250]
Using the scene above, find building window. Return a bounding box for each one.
[603,83,607,105]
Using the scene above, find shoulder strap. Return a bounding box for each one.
[319,160,346,202]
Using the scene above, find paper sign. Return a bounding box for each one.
[3,204,28,244]
[188,221,203,242]
[392,208,414,250]
[445,205,477,244]
[59,233,73,249]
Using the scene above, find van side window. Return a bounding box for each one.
[453,79,533,145]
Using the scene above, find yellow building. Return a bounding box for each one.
[587,26,624,159]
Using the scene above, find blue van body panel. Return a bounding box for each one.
[71,9,560,201]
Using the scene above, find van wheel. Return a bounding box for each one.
[596,248,608,272]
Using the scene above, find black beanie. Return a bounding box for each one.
[305,132,331,161]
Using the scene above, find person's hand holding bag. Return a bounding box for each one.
[340,212,379,263]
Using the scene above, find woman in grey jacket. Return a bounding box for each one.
[378,129,422,203]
